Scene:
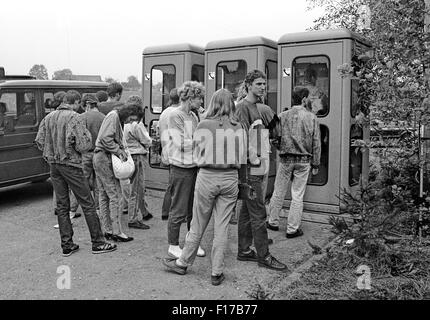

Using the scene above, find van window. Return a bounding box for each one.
[0,90,37,128]
[151,65,176,114]
[292,56,330,117]
[216,60,247,100]
[43,92,55,114]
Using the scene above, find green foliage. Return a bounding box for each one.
[28,64,48,80]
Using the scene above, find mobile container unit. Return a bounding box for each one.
[277,29,372,215]
[142,43,205,190]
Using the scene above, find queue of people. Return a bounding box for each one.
[35,70,321,287]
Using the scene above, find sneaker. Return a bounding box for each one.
[92,242,117,254]
[211,273,225,286]
[161,215,169,221]
[142,213,153,221]
[266,222,279,231]
[258,254,288,271]
[237,249,258,262]
[168,245,182,259]
[286,229,304,239]
[70,212,81,219]
[62,244,79,257]
[128,221,150,230]
[197,246,206,257]
[112,234,134,242]
[162,257,187,275]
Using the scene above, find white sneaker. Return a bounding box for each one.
[168,245,182,259]
[197,246,206,257]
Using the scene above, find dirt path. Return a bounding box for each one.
[0,181,333,300]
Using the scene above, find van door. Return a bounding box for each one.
[0,88,48,187]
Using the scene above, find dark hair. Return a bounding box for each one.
[106,82,123,98]
[292,86,310,106]
[244,69,266,86]
[117,103,139,123]
[52,91,66,109]
[95,90,108,102]
[81,93,99,109]
[63,90,81,104]
[166,88,179,107]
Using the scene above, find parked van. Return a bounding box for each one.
[0,78,108,188]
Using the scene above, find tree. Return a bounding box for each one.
[52,69,73,80]
[126,75,140,90]
[104,77,117,84]
[29,64,48,80]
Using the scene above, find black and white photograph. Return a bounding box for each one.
[1,0,430,307]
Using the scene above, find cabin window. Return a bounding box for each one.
[265,60,277,113]
[151,65,176,114]
[292,56,330,117]
[216,60,247,101]
[308,124,329,186]
[191,65,204,85]
[0,90,37,128]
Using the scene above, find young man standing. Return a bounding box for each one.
[166,81,205,259]
[36,90,117,256]
[159,88,180,220]
[267,86,321,238]
[235,70,287,271]
[98,82,123,115]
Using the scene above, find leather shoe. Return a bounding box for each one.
[162,257,187,275]
[258,254,288,271]
[142,213,153,221]
[128,221,150,229]
[266,222,279,231]
[237,249,258,262]
[286,229,304,239]
[112,234,134,242]
[211,273,225,286]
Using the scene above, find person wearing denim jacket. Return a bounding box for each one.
[267,86,321,238]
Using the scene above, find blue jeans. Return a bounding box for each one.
[50,163,105,250]
[238,174,270,260]
[167,166,197,245]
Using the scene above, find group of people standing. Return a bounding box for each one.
[36,82,153,256]
[35,69,320,287]
[160,70,321,286]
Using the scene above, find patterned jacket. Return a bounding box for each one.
[278,105,321,168]
[35,105,92,168]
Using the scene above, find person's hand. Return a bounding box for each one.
[312,168,319,175]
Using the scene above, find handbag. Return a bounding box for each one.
[111,149,135,180]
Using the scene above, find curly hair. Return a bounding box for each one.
[244,69,266,86]
[177,81,205,102]
[125,95,143,107]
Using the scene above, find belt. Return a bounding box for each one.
[280,154,311,163]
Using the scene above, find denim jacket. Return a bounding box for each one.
[278,105,321,168]
[35,105,92,168]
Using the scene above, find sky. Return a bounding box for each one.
[0,0,324,82]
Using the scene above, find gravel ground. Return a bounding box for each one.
[0,180,333,300]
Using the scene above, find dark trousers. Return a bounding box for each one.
[238,175,270,260]
[161,166,172,219]
[167,165,197,245]
[50,163,105,250]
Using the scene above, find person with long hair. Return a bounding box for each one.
[162,88,247,285]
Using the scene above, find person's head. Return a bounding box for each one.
[0,102,6,114]
[81,93,99,111]
[166,88,179,108]
[64,90,81,111]
[177,81,205,111]
[125,95,143,107]
[106,82,123,101]
[95,90,109,103]
[125,95,144,122]
[204,89,235,120]
[244,70,266,100]
[292,86,310,106]
[117,103,139,125]
[53,91,66,109]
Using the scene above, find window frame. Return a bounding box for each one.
[150,64,176,115]
[291,54,331,117]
